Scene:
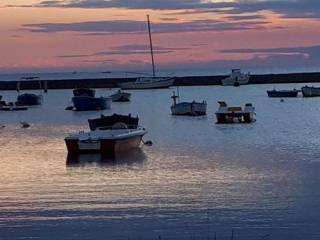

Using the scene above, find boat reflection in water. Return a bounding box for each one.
[66,148,147,166]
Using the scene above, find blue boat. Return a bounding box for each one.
[16,93,42,106]
[72,96,111,111]
[267,89,299,98]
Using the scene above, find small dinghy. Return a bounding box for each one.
[170,92,206,116]
[109,90,131,102]
[215,101,255,124]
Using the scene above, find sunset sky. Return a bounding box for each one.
[1,0,320,73]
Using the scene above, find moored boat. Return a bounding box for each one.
[215,101,255,123]
[72,96,111,111]
[88,113,139,131]
[267,89,299,97]
[110,90,131,102]
[118,15,175,90]
[65,126,147,157]
[16,93,42,106]
[118,77,175,90]
[222,69,250,86]
[170,92,207,116]
[301,86,320,97]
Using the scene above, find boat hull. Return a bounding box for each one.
[171,102,207,116]
[267,90,298,97]
[301,86,320,97]
[72,96,111,111]
[118,77,174,89]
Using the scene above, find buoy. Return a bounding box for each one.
[143,140,153,146]
[65,106,74,111]
[20,121,30,128]
[280,99,284,102]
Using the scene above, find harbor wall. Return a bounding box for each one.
[0,72,320,90]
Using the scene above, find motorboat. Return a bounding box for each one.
[73,88,95,97]
[170,92,207,116]
[109,90,131,102]
[221,69,250,86]
[16,93,42,106]
[215,101,255,123]
[118,77,175,90]
[72,96,111,111]
[267,89,299,97]
[301,86,320,97]
[65,125,147,157]
[88,113,139,131]
[118,15,175,90]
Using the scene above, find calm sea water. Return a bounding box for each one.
[1,84,320,240]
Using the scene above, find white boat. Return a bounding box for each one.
[221,69,250,86]
[118,77,175,90]
[170,92,207,116]
[215,101,255,123]
[301,86,320,97]
[118,15,175,90]
[65,125,147,157]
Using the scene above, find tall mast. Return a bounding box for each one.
[147,15,155,77]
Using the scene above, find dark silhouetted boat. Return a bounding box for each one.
[301,86,320,97]
[267,89,299,98]
[110,90,131,102]
[170,92,207,116]
[73,88,95,97]
[215,101,255,124]
[88,113,139,131]
[72,96,111,111]
[16,93,42,106]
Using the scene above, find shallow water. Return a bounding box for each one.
[1,84,320,240]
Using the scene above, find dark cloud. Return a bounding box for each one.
[216,44,320,68]
[26,0,320,19]
[223,14,265,21]
[57,44,188,59]
[221,45,320,56]
[22,19,268,34]
[95,44,188,55]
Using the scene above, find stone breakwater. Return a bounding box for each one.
[0,72,320,90]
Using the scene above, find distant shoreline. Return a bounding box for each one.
[1,71,320,90]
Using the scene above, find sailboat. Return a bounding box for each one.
[118,15,175,90]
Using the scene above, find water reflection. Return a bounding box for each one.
[66,149,147,167]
